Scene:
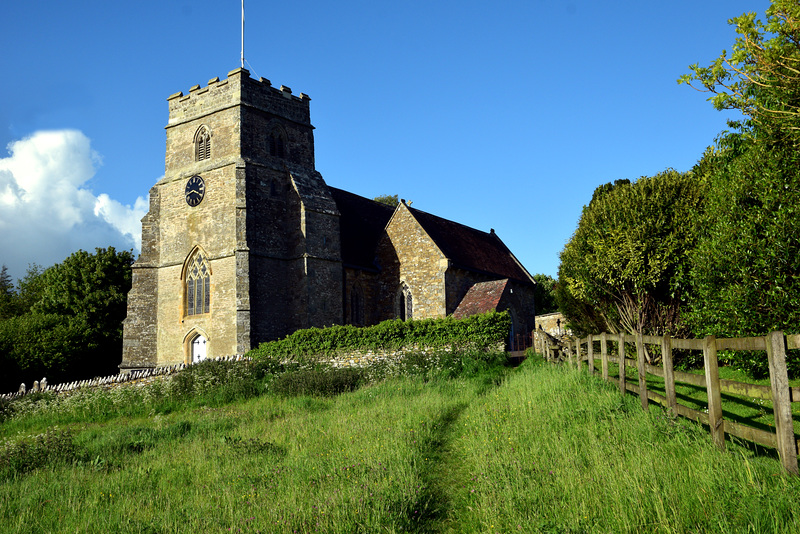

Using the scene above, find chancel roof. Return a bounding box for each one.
[407,206,534,284]
[328,187,394,271]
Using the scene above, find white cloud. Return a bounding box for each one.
[0,130,148,280]
[94,194,149,250]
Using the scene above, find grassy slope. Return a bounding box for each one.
[1,360,799,533]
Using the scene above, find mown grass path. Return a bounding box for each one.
[397,402,468,532]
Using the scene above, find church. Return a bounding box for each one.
[120,68,536,371]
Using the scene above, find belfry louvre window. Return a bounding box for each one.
[186,252,210,315]
[195,127,211,161]
[269,129,285,158]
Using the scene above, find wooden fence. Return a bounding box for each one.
[541,331,800,476]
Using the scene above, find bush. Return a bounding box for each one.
[358,349,510,385]
[0,428,77,480]
[167,359,261,405]
[0,397,13,423]
[269,367,363,397]
[247,311,511,361]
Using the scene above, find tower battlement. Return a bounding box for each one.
[167,68,312,128]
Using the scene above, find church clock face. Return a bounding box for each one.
[185,175,205,207]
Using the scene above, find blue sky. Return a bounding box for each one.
[0,0,769,281]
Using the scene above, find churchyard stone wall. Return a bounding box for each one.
[4,341,507,400]
[535,312,571,338]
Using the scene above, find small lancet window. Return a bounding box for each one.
[195,126,211,161]
[398,284,413,321]
[269,128,286,158]
[186,251,211,315]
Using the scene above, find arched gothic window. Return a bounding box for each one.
[195,126,211,161]
[269,127,286,158]
[397,284,413,321]
[185,250,210,315]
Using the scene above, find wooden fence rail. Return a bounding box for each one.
[540,331,799,476]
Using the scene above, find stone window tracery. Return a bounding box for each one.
[397,283,413,321]
[195,126,211,161]
[185,250,210,315]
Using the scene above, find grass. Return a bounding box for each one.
[1,354,799,533]
[586,356,800,438]
[445,360,800,533]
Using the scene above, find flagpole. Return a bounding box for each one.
[241,0,245,68]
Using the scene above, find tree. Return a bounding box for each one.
[11,263,46,316]
[684,129,800,376]
[0,314,90,392]
[373,194,399,206]
[0,248,134,390]
[589,178,631,205]
[0,265,14,320]
[680,1,800,377]
[32,248,133,328]
[557,171,704,344]
[532,274,558,315]
[678,1,800,133]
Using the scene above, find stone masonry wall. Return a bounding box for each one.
[376,203,448,320]
[343,268,382,326]
[535,312,571,338]
[145,70,251,366]
[318,341,506,369]
[6,341,508,400]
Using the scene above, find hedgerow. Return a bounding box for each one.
[245,311,511,360]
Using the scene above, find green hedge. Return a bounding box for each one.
[246,311,511,360]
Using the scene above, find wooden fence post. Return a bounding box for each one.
[662,335,677,415]
[765,331,799,475]
[600,332,609,381]
[572,338,579,369]
[703,335,725,450]
[572,338,578,369]
[636,331,648,410]
[587,335,594,374]
[618,332,626,395]
[571,339,578,369]
[545,338,551,362]
[566,339,573,367]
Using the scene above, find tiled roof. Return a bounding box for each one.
[328,187,394,271]
[452,279,509,319]
[408,207,533,284]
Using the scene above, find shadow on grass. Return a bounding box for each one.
[600,365,788,465]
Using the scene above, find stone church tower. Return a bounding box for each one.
[121,68,343,370]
